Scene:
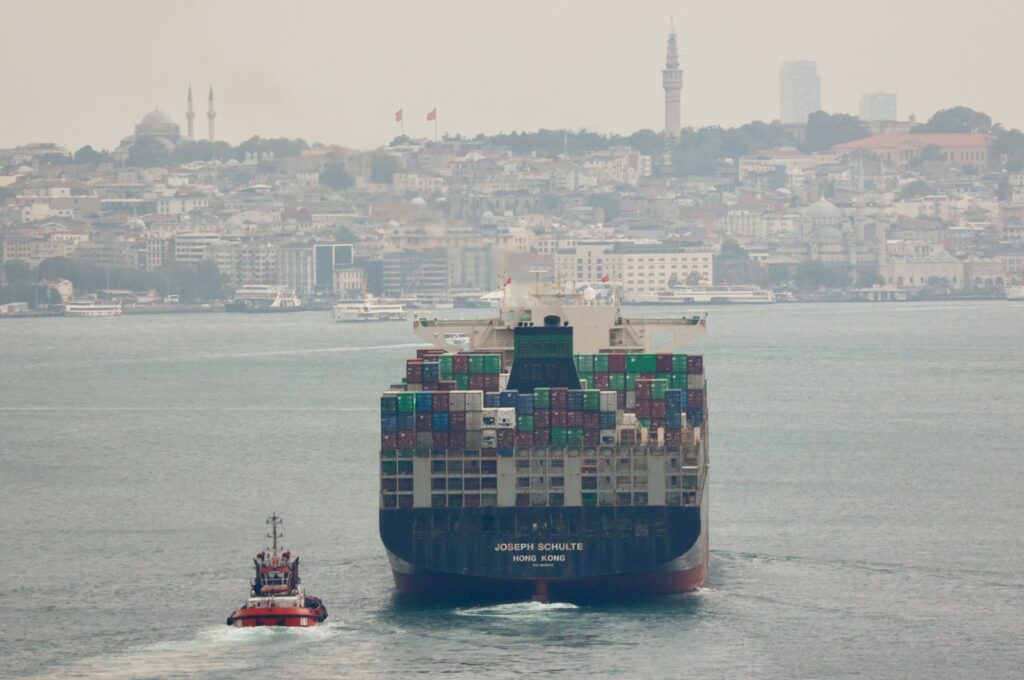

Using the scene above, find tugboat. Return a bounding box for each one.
[226,514,328,627]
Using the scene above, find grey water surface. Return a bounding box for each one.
[1,302,1022,679]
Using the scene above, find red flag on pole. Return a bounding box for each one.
[426,108,437,121]
[504,277,512,286]
[394,109,403,122]
[601,275,609,283]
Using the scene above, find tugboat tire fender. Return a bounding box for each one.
[226,616,234,626]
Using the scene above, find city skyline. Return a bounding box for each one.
[2,0,1023,151]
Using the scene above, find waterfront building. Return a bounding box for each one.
[834,133,993,168]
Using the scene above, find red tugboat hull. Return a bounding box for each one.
[227,605,327,627]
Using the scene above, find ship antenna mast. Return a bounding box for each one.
[266,513,283,556]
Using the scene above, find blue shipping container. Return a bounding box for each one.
[381,415,398,433]
[484,392,501,408]
[381,395,398,415]
[599,411,617,429]
[500,390,519,408]
[415,392,433,412]
[432,412,450,432]
[397,413,416,431]
[516,393,534,415]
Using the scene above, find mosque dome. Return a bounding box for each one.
[141,109,175,127]
[806,199,841,222]
[410,196,427,206]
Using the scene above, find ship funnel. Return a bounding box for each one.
[543,315,561,327]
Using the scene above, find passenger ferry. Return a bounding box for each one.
[630,285,775,305]
[1005,285,1024,302]
[332,299,407,322]
[64,299,123,317]
[225,286,303,312]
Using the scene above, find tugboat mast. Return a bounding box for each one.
[266,513,283,556]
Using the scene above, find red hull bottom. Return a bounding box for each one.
[227,606,326,627]
[393,553,707,602]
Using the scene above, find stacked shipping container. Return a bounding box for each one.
[381,350,706,511]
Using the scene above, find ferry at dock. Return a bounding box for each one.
[63,299,123,317]
[225,286,303,312]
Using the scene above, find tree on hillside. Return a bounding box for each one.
[74,145,108,164]
[584,193,620,221]
[334,224,358,243]
[126,137,171,167]
[914,106,992,134]
[720,239,749,259]
[898,180,935,200]
[370,154,399,183]
[172,140,234,163]
[794,262,851,289]
[319,163,354,190]
[801,112,869,152]
[4,260,33,285]
[0,186,11,205]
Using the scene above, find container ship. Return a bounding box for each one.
[379,284,709,602]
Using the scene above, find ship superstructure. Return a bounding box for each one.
[379,283,709,602]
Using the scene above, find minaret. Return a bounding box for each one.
[662,18,683,139]
[186,85,195,141]
[207,85,216,142]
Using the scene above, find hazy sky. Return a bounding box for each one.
[2,0,1022,151]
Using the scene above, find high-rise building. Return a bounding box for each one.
[779,60,821,124]
[859,92,898,121]
[662,19,683,138]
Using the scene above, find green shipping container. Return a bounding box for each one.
[483,354,501,374]
[639,418,652,429]
[381,460,397,474]
[550,427,567,446]
[582,492,598,507]
[638,354,657,372]
[625,374,638,390]
[469,355,486,373]
[566,428,584,445]
[672,354,689,371]
[398,449,415,458]
[671,373,688,390]
[454,374,470,390]
[651,379,668,399]
[517,415,535,432]
[380,450,396,459]
[439,354,454,378]
[594,354,610,372]
[583,390,601,411]
[578,372,594,386]
[397,393,416,412]
[534,387,551,409]
[609,374,625,391]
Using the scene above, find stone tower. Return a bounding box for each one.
[207,85,216,142]
[186,85,195,141]
[662,18,683,139]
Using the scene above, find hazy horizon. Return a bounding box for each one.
[2,0,1022,151]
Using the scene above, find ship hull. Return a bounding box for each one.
[381,496,708,601]
[227,605,326,627]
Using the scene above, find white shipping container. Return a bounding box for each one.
[482,429,498,448]
[599,429,617,446]
[449,391,466,412]
[465,390,484,411]
[600,391,618,412]
[481,408,499,427]
[496,407,516,428]
[626,392,636,409]
[689,374,705,390]
[466,412,483,431]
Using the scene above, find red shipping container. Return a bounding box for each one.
[483,375,500,391]
[515,431,533,447]
[464,494,481,508]
[594,373,610,390]
[453,354,470,373]
[608,353,626,372]
[584,430,600,446]
[534,430,550,447]
[688,389,704,408]
[567,411,583,427]
[449,432,467,449]
[482,448,498,458]
[636,400,652,418]
[535,410,551,427]
[617,392,626,409]
[550,410,567,427]
[433,432,450,448]
[551,388,568,410]
[381,432,398,449]
[584,412,600,430]
[469,374,486,389]
[432,391,450,412]
[652,400,666,418]
[516,493,530,507]
[656,354,673,372]
[497,429,514,447]
[407,364,423,383]
[437,381,456,391]
[636,380,653,400]
[417,348,445,359]
[450,412,466,431]
[398,431,417,448]
[416,413,432,430]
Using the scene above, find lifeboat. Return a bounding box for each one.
[226,514,328,627]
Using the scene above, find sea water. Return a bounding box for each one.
[1,302,1022,679]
